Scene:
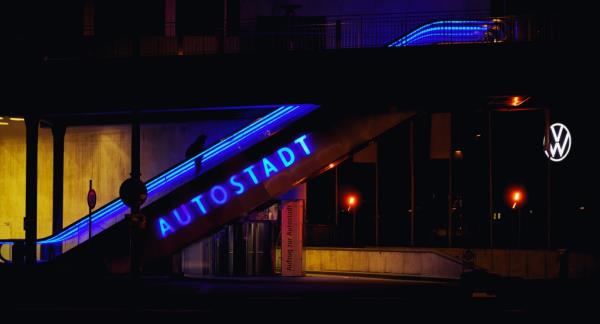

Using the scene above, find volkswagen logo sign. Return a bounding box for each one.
[543,123,572,162]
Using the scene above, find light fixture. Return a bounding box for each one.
[9,117,24,121]
[510,189,525,209]
[346,195,357,209]
[488,96,531,108]
[510,96,528,107]
[453,150,464,159]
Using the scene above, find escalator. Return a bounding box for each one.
[1,105,414,272]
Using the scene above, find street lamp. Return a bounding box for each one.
[511,190,523,210]
[508,187,526,248]
[345,194,359,246]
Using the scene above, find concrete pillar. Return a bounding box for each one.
[279,183,306,201]
[25,116,39,265]
[130,116,143,276]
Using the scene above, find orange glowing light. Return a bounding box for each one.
[453,150,464,159]
[511,96,521,106]
[508,96,530,107]
[329,163,335,169]
[510,189,524,209]
[347,196,356,206]
[345,195,358,210]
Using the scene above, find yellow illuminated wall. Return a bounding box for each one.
[0,123,53,239]
[0,120,249,239]
[62,125,131,229]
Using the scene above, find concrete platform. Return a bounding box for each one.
[1,268,598,321]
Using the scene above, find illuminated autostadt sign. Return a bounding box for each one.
[543,123,571,162]
[157,134,312,238]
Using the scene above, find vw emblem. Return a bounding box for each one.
[543,123,572,162]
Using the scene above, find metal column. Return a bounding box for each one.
[51,124,66,257]
[25,116,39,265]
[409,120,415,246]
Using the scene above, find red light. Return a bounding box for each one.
[511,96,521,106]
[508,188,525,209]
[344,193,360,211]
[513,191,521,202]
[507,96,530,107]
[453,150,464,159]
[347,195,356,207]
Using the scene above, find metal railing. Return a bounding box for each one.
[26,11,559,60]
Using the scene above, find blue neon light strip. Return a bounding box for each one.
[4,104,318,246]
[145,105,305,192]
[388,20,494,47]
[145,104,303,193]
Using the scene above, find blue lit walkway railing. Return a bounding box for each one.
[387,19,505,47]
[0,104,318,262]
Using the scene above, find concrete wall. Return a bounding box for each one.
[0,119,250,239]
[0,123,53,239]
[62,125,131,230]
[305,247,465,279]
[276,247,466,279]
[438,248,599,279]
[274,247,599,280]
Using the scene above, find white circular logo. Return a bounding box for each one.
[543,123,571,162]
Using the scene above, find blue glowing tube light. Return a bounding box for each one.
[0,104,318,246]
[388,20,495,47]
